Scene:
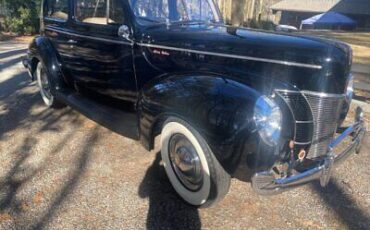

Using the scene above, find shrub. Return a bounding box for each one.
[3,0,40,35]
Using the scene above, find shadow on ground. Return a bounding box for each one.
[311,180,370,229]
[0,43,97,229]
[139,152,201,230]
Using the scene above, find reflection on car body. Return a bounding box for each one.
[23,0,366,207]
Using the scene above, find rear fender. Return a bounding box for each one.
[28,36,67,92]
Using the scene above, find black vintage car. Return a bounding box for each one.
[23,0,366,207]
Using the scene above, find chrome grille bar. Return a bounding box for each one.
[303,92,345,158]
[276,90,345,159]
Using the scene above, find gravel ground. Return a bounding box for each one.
[0,40,369,230]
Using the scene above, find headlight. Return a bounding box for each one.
[346,73,354,101]
[254,96,282,146]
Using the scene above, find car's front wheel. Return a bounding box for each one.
[35,61,64,108]
[161,117,231,208]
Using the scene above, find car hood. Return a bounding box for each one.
[137,23,352,94]
[140,23,350,66]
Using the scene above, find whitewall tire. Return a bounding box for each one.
[161,117,230,207]
[35,61,64,108]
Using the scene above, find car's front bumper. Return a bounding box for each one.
[252,106,367,195]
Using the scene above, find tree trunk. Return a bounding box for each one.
[231,0,246,26]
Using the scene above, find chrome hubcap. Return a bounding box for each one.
[169,134,203,191]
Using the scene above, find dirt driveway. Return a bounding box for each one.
[0,40,369,230]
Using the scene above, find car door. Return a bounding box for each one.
[43,0,75,86]
[68,0,137,103]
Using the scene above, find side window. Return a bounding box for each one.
[44,0,69,20]
[132,0,169,20]
[130,0,215,23]
[108,0,125,24]
[185,0,214,22]
[76,0,124,25]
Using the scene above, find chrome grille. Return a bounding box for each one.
[303,92,345,158]
[276,90,345,159]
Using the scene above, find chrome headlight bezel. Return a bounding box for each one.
[253,95,282,146]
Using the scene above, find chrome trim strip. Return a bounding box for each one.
[276,89,346,98]
[302,90,346,98]
[45,26,132,45]
[45,27,323,69]
[296,120,314,124]
[138,43,323,70]
[294,141,312,145]
[275,89,301,94]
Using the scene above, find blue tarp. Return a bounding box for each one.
[301,12,357,29]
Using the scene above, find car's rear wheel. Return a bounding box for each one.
[35,61,64,108]
[161,117,230,208]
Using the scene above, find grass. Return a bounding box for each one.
[299,31,370,66]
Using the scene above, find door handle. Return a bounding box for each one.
[67,39,78,44]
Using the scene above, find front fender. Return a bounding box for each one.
[28,36,67,91]
[138,74,284,176]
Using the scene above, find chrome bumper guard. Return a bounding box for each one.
[252,107,367,195]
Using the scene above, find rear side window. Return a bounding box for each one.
[44,0,69,20]
[76,0,125,25]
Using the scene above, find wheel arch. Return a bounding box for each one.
[28,36,67,91]
[141,111,194,151]
[137,73,264,175]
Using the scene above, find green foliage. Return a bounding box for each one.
[3,0,41,34]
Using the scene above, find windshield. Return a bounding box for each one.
[129,0,221,24]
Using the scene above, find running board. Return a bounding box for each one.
[55,90,139,140]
